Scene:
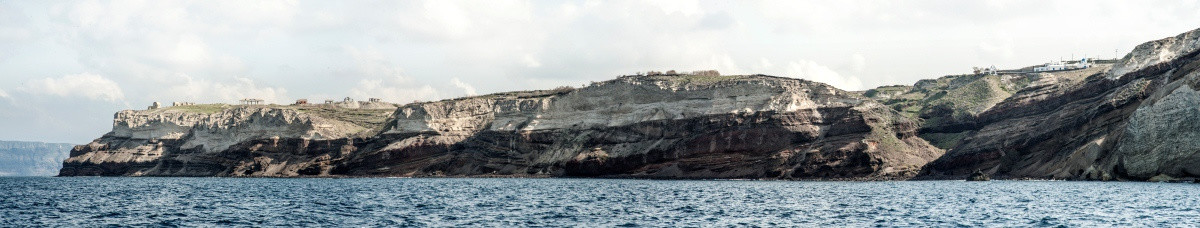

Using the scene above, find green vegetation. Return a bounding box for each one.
[867,73,1038,128]
[925,75,1010,120]
[919,132,971,149]
[665,74,747,85]
[161,103,395,136]
[862,72,1042,150]
[165,104,229,114]
[862,85,912,99]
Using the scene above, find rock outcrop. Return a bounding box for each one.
[59,105,392,176]
[60,75,942,179]
[966,170,990,181]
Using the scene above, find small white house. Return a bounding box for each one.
[1034,58,1091,72]
[1073,58,1091,69]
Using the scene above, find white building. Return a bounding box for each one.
[1034,58,1091,72]
[1073,58,1091,69]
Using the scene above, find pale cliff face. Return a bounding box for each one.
[1107,67,1200,179]
[389,75,862,136]
[1110,27,1200,79]
[62,73,943,179]
[368,74,938,179]
[109,106,367,153]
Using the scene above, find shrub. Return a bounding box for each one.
[552,86,576,94]
[690,70,720,77]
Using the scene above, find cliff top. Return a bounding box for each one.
[420,73,843,106]
[123,103,397,138]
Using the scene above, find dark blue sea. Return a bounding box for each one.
[1,177,1197,227]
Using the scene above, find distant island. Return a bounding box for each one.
[0,141,73,176]
[60,27,1200,182]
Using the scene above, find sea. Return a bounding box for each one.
[1,177,1197,227]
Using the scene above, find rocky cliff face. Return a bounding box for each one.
[342,75,941,179]
[0,141,73,176]
[63,27,1200,181]
[60,75,942,179]
[920,27,1200,181]
[59,106,389,176]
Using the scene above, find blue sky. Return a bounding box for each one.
[1,0,1199,143]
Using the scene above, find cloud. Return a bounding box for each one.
[342,46,439,102]
[784,60,864,91]
[54,1,254,81]
[345,46,405,79]
[977,35,1016,60]
[348,77,438,103]
[522,54,542,68]
[161,74,289,104]
[21,73,125,102]
[0,88,8,99]
[850,53,867,72]
[450,77,477,96]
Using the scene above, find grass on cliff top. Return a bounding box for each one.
[930,75,1011,115]
[863,85,913,99]
[164,104,230,114]
[872,73,1034,121]
[163,104,395,136]
[674,74,747,84]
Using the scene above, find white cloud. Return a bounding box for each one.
[346,46,405,79]
[21,73,125,102]
[759,58,774,69]
[851,53,867,72]
[342,46,440,102]
[450,77,477,96]
[348,77,439,103]
[0,88,8,99]
[646,0,704,17]
[977,35,1016,60]
[161,74,289,104]
[391,1,536,42]
[784,60,864,91]
[522,54,542,68]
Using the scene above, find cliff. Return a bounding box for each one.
[342,75,941,179]
[0,140,74,176]
[60,75,942,179]
[59,104,394,176]
[917,27,1200,181]
[61,27,1200,181]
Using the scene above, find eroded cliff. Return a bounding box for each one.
[59,105,393,176]
[341,75,942,179]
[62,27,1200,181]
[919,27,1200,181]
[61,75,942,179]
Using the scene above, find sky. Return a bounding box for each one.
[1,0,1199,144]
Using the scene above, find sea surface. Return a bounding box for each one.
[1,177,1198,227]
